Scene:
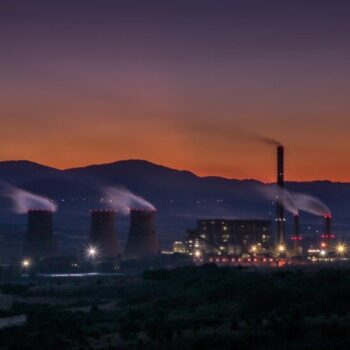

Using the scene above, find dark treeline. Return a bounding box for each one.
[2,265,350,349]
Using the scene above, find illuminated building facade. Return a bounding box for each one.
[185,219,272,256]
[172,241,186,254]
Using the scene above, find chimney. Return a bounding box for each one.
[325,214,332,236]
[321,214,335,249]
[89,210,121,259]
[124,210,160,260]
[276,145,285,245]
[291,214,302,257]
[23,210,56,258]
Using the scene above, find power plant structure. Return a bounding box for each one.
[124,210,160,260]
[320,214,336,252]
[6,139,345,270]
[276,145,285,246]
[89,210,121,259]
[291,214,303,257]
[185,219,272,257]
[23,210,56,259]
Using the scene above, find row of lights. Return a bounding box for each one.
[21,245,99,269]
[208,257,275,263]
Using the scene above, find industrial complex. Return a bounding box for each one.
[6,144,347,273]
[172,145,348,266]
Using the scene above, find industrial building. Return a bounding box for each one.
[172,241,186,254]
[184,219,272,257]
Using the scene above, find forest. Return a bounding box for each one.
[1,265,350,349]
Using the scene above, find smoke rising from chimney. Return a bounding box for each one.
[103,186,155,215]
[0,181,57,213]
[260,185,330,216]
[253,135,282,147]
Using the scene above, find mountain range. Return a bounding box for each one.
[0,159,349,254]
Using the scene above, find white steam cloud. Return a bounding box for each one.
[260,185,330,216]
[0,181,57,213]
[102,186,155,215]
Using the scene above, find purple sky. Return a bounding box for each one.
[1,0,350,181]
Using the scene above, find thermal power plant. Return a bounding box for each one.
[320,214,336,251]
[276,145,285,246]
[291,214,303,257]
[23,210,56,259]
[89,210,121,259]
[124,210,160,260]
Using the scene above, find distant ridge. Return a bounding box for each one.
[0,159,350,247]
[0,158,348,184]
[0,160,61,185]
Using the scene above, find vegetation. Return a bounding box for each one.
[2,265,350,349]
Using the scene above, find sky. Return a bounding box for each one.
[1,0,350,182]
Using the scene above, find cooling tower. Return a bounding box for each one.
[89,210,121,259]
[291,214,303,257]
[276,145,285,245]
[23,210,56,258]
[124,210,160,260]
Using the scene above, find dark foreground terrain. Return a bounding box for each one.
[1,265,350,349]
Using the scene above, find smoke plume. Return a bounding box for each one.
[103,186,155,215]
[260,184,330,216]
[254,135,282,147]
[0,181,57,213]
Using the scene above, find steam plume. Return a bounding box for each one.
[102,186,155,215]
[0,181,57,213]
[260,185,330,216]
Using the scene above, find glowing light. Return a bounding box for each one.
[86,246,98,259]
[336,243,346,255]
[250,245,257,253]
[22,259,31,268]
[277,245,286,253]
[320,250,326,257]
[194,250,201,258]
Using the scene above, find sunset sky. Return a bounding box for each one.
[1,0,350,182]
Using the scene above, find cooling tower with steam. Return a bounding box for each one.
[124,210,160,260]
[276,145,285,246]
[23,210,56,258]
[89,210,121,259]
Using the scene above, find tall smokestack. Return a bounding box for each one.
[291,214,302,257]
[23,210,56,258]
[325,214,332,236]
[124,210,160,260]
[276,145,285,245]
[320,214,335,250]
[89,210,121,259]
